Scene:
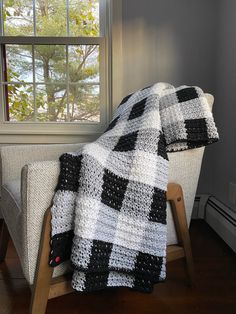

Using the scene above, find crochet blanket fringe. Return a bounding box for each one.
[49,82,219,293]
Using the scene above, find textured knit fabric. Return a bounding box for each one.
[49,82,219,293]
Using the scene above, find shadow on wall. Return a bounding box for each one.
[122,0,218,95]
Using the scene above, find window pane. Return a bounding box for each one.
[69,84,100,122]
[68,45,100,122]
[68,45,99,83]
[3,0,34,36]
[35,0,67,36]
[35,84,67,121]
[5,45,33,82]
[6,84,34,121]
[3,0,100,37]
[35,45,66,83]
[69,0,99,36]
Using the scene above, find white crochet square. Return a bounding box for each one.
[160,103,184,128]
[139,109,161,131]
[83,142,110,168]
[200,96,215,117]
[107,271,134,288]
[180,99,211,120]
[113,213,148,252]
[129,151,157,187]
[74,196,101,239]
[132,88,152,104]
[154,156,169,191]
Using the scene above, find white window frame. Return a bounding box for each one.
[0,0,118,141]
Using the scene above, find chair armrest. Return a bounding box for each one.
[0,143,85,185]
[21,160,60,283]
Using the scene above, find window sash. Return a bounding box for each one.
[1,0,101,38]
[0,0,111,136]
[0,37,108,131]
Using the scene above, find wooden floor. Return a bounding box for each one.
[0,220,236,314]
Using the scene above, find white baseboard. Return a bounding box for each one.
[193,195,236,253]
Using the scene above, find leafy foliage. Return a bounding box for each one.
[3,0,100,122]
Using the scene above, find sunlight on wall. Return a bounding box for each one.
[122,17,180,94]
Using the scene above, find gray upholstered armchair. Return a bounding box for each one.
[0,94,213,314]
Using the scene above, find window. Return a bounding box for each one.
[0,0,109,136]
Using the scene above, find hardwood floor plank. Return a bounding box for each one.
[0,220,235,314]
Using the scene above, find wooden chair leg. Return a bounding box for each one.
[29,209,53,314]
[0,219,10,263]
[167,183,195,285]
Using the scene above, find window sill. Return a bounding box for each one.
[0,122,105,144]
[0,121,106,135]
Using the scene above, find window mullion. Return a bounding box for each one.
[0,0,3,36]
[99,0,107,37]
[33,0,36,36]
[66,0,70,36]
[1,45,9,121]
[32,44,37,121]
[66,0,70,122]
[66,45,70,122]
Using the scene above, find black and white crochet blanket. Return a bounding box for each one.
[49,82,219,293]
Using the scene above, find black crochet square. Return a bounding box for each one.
[118,92,133,107]
[86,240,113,272]
[185,118,209,148]
[49,230,74,267]
[128,98,147,120]
[113,131,138,152]
[105,116,119,132]
[149,188,166,223]
[134,252,163,287]
[101,169,129,211]
[157,132,168,160]
[56,154,82,192]
[85,272,110,291]
[176,87,198,103]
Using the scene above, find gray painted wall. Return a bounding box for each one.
[122,0,220,197]
[122,0,218,92]
[209,0,236,209]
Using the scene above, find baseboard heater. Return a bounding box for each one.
[204,196,236,253]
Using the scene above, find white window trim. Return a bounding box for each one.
[0,0,122,143]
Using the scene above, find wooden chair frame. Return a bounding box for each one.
[0,182,194,314]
